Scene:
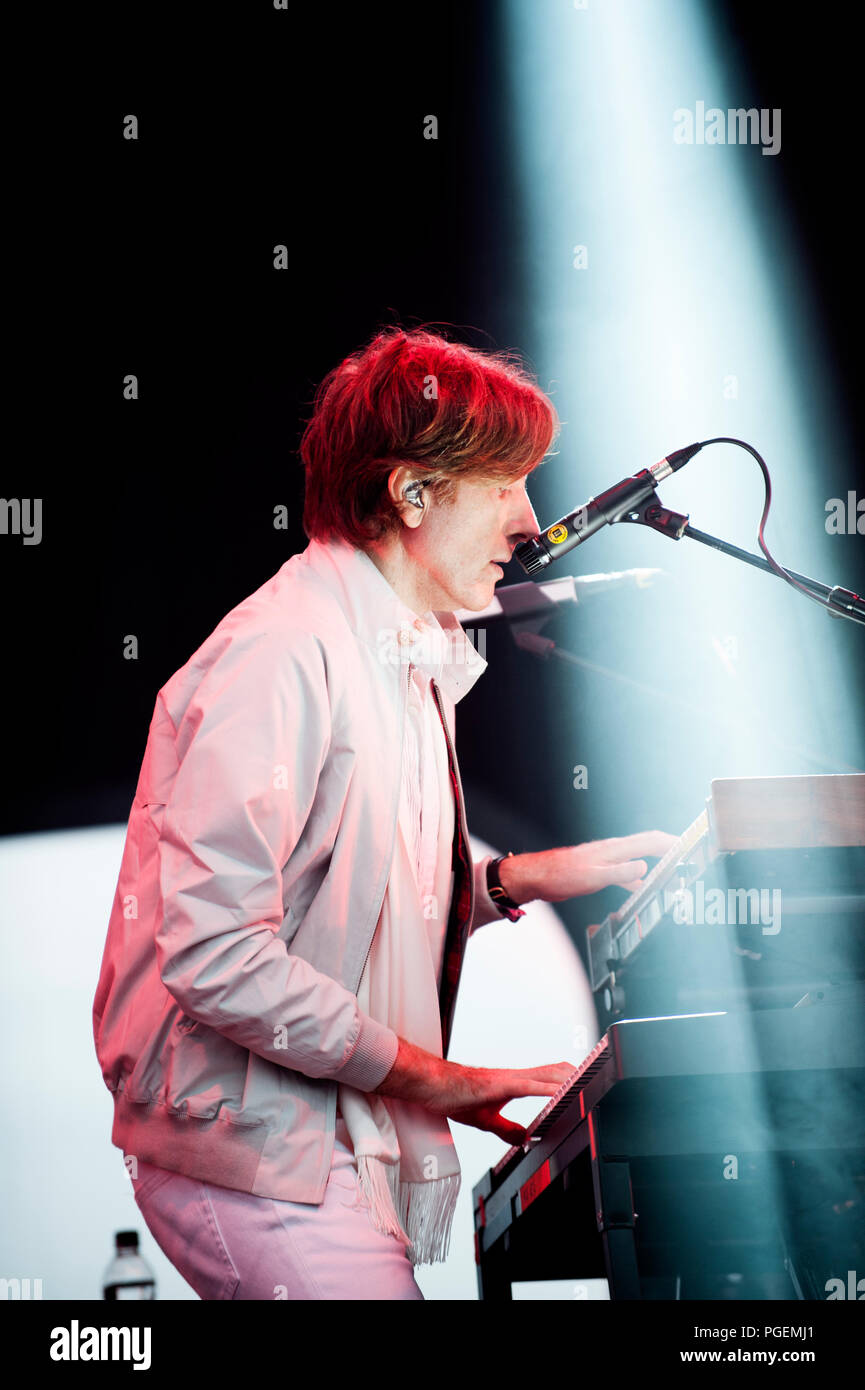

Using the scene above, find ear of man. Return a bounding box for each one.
[388,465,427,527]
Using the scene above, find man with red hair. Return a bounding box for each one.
[93,325,674,1299]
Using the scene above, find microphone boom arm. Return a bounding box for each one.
[618,493,865,626]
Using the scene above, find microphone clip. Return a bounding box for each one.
[618,495,690,540]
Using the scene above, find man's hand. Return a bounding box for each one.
[440,1063,577,1144]
[499,829,679,904]
[374,1038,576,1144]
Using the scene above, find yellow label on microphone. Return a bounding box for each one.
[546,524,568,544]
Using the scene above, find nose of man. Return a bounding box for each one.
[509,491,541,551]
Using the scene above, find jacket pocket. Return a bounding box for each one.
[162,1022,267,1126]
[127,1015,266,1128]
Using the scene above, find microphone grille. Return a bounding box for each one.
[514,538,549,575]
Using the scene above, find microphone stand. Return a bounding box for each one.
[618,494,865,627]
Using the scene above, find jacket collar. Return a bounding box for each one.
[295,535,488,705]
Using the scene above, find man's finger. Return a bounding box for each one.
[601,859,648,886]
[594,830,678,862]
[494,1119,527,1144]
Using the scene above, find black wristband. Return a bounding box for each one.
[486,852,526,921]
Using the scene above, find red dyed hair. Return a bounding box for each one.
[299,325,559,546]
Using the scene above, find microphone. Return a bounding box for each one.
[453,569,665,626]
[515,442,703,575]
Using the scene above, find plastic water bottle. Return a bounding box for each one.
[102,1230,156,1299]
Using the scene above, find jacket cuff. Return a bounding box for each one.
[334,1010,401,1091]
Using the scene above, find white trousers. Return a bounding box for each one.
[131,1117,425,1300]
